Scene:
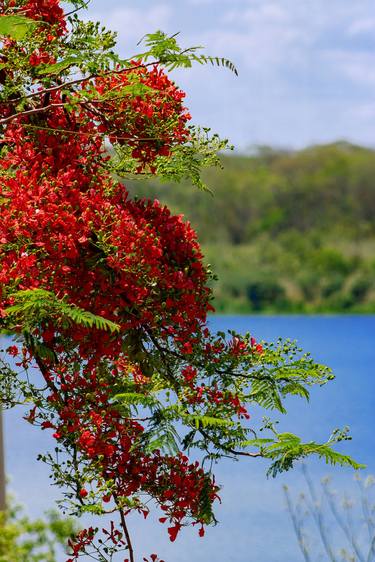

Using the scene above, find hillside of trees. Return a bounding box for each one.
[127,142,375,313]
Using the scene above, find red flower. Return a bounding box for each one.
[6,345,18,357]
[168,524,181,542]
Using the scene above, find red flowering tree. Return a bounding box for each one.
[0,1,361,561]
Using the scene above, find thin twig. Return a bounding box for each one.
[32,353,59,395]
[283,485,312,562]
[117,503,135,562]
[322,479,366,562]
[302,466,338,562]
[6,61,155,106]
[367,534,375,562]
[0,103,66,125]
[64,1,91,17]
[8,122,179,142]
[356,476,375,541]
[198,427,262,458]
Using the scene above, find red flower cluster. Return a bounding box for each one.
[93,63,191,169]
[0,88,223,552]
[0,98,253,554]
[21,0,67,35]
[0,2,255,560]
[29,48,56,66]
[0,108,210,351]
[37,357,219,537]
[67,527,96,561]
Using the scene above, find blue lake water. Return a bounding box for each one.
[3,316,375,562]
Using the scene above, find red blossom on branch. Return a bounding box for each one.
[0,2,347,562]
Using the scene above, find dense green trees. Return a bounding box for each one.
[128,142,375,313]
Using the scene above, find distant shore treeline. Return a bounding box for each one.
[127,142,375,313]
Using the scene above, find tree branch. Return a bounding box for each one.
[30,351,59,395]
[64,1,91,17]
[7,60,155,106]
[115,498,135,562]
[0,103,66,125]
[198,427,262,459]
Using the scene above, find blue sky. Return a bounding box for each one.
[83,0,375,150]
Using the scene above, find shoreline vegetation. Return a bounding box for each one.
[128,142,375,314]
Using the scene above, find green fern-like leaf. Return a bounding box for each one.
[141,424,181,455]
[137,31,238,75]
[281,382,310,400]
[5,289,120,334]
[114,392,158,408]
[263,431,365,477]
[0,15,38,41]
[249,378,286,413]
[197,474,217,524]
[180,412,234,430]
[239,438,275,448]
[191,54,238,75]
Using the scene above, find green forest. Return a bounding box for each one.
[127,142,375,313]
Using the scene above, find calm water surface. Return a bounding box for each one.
[3,316,375,562]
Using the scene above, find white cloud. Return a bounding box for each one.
[327,50,375,87]
[196,2,317,74]
[223,2,289,25]
[348,17,375,36]
[82,0,375,148]
[88,5,172,51]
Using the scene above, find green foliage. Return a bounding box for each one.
[126,143,375,313]
[0,358,20,408]
[0,15,38,41]
[258,425,365,478]
[246,278,286,311]
[101,334,358,474]
[112,127,232,191]
[182,414,234,429]
[65,0,90,8]
[245,338,334,410]
[36,55,87,76]
[2,289,120,334]
[0,12,234,193]
[138,30,238,75]
[0,497,77,562]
